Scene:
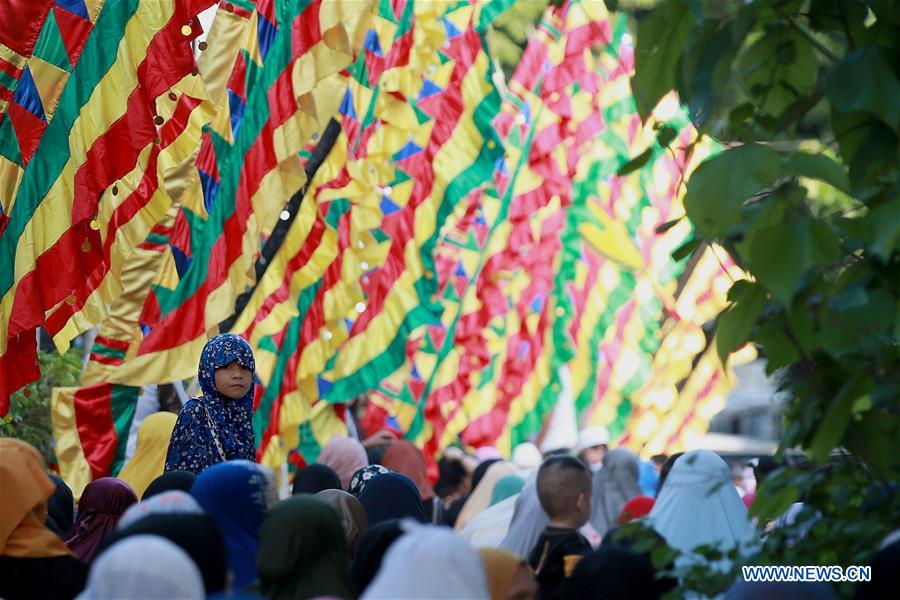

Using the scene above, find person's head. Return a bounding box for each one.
[536,456,592,528]
[117,490,202,530]
[381,440,435,501]
[358,472,428,526]
[65,477,138,564]
[577,426,610,470]
[435,455,470,499]
[190,460,270,591]
[348,464,392,497]
[293,463,342,496]
[315,489,369,556]
[650,454,668,472]
[84,535,205,600]
[257,495,354,600]
[479,547,539,600]
[656,451,683,496]
[199,333,256,402]
[143,470,196,499]
[350,520,405,594]
[100,513,228,595]
[361,523,489,599]
[317,435,369,490]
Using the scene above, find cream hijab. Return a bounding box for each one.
[455,461,518,532]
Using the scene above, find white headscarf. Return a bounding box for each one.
[117,490,203,530]
[498,484,549,557]
[460,494,518,549]
[362,522,489,599]
[77,535,204,599]
[649,450,756,568]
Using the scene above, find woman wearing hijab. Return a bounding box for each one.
[64,477,137,564]
[0,439,88,600]
[479,548,539,600]
[491,475,526,507]
[456,461,519,531]
[293,463,343,495]
[350,520,405,594]
[256,495,354,600]
[316,489,368,556]
[101,513,228,596]
[191,460,269,591]
[118,412,177,498]
[317,435,369,490]
[499,483,550,558]
[461,493,520,549]
[649,449,756,570]
[165,334,257,474]
[362,523,490,599]
[445,458,501,527]
[77,535,204,600]
[382,440,442,522]
[142,469,196,499]
[590,448,642,536]
[358,472,428,525]
[46,474,75,538]
[117,490,203,530]
[348,464,391,497]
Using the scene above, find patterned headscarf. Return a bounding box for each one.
[165,334,257,474]
[348,465,392,497]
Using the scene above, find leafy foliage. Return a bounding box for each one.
[0,350,83,464]
[625,0,900,594]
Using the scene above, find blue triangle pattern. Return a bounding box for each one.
[380,196,401,215]
[393,140,422,161]
[13,67,46,122]
[339,88,357,119]
[257,15,277,60]
[530,294,544,313]
[418,79,442,100]
[363,29,383,56]
[56,0,88,19]
[442,17,462,38]
[317,376,334,398]
[454,261,466,277]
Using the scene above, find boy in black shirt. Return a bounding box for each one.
[528,455,593,600]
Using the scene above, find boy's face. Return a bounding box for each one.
[214,360,253,399]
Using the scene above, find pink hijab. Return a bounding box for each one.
[317,436,368,490]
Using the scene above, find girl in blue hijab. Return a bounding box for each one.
[165,334,256,474]
[191,460,270,592]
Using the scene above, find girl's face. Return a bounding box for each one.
[214,360,253,399]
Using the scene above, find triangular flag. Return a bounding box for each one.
[418,79,442,100]
[11,67,46,121]
[55,0,89,20]
[442,16,462,38]
[7,103,48,165]
[27,57,68,125]
[53,5,93,66]
[363,29,383,56]
[32,11,71,70]
[380,196,401,215]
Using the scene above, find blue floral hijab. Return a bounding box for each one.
[165,334,257,474]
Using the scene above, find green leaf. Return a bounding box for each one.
[866,199,900,260]
[656,126,678,148]
[783,152,851,194]
[751,478,802,520]
[809,376,867,462]
[684,143,781,238]
[827,47,900,131]
[655,218,682,235]
[672,238,700,261]
[745,220,841,306]
[617,148,653,176]
[632,0,692,121]
[716,282,766,364]
[729,102,755,124]
[739,30,817,117]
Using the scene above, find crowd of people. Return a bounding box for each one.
[2,334,895,599]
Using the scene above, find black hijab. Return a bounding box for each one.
[292,464,342,496]
[142,470,196,500]
[350,520,404,594]
[45,475,74,538]
[100,513,228,595]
